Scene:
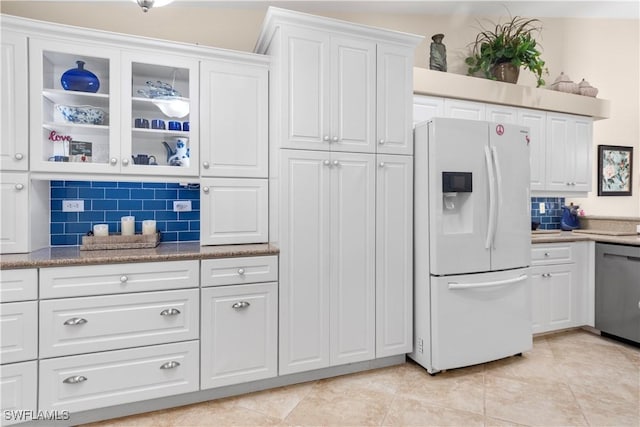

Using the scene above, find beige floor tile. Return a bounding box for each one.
[530,336,554,358]
[164,400,283,426]
[484,415,531,426]
[572,390,640,427]
[485,375,587,426]
[82,409,173,427]
[382,397,485,427]
[483,351,565,385]
[547,332,636,369]
[230,381,316,420]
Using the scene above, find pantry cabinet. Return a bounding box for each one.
[278,149,376,374]
[1,30,29,171]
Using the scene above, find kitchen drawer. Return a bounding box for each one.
[1,301,38,364]
[39,260,199,299]
[531,244,573,265]
[39,289,199,358]
[201,282,278,389]
[1,360,38,425]
[0,269,37,303]
[39,340,199,413]
[201,255,278,287]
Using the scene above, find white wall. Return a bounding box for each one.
[2,2,638,216]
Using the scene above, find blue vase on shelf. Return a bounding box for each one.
[60,60,100,93]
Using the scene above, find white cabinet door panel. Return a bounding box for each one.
[39,289,199,358]
[0,269,37,303]
[279,150,331,374]
[201,282,277,389]
[200,178,268,245]
[413,95,444,125]
[486,105,518,123]
[0,301,38,364]
[444,99,485,121]
[376,155,413,357]
[330,152,375,365]
[518,109,546,191]
[201,255,278,287]
[39,260,199,299]
[39,341,199,413]
[0,173,29,254]
[200,60,268,178]
[1,361,37,424]
[572,118,592,192]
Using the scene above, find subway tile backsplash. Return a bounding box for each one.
[50,181,200,246]
[531,197,565,230]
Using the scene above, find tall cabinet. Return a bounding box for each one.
[256,7,421,375]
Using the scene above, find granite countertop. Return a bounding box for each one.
[531,230,640,246]
[0,242,279,270]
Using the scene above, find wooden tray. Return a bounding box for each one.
[80,232,161,251]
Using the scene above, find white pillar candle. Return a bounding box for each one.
[121,216,135,236]
[142,220,157,235]
[93,224,109,237]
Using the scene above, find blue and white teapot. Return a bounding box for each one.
[162,137,190,167]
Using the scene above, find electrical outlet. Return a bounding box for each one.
[62,200,84,212]
[173,200,192,212]
[539,202,546,214]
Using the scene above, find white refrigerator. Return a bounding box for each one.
[410,117,532,374]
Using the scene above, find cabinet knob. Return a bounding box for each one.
[379,162,385,168]
[333,160,340,166]
[378,139,385,145]
[203,187,210,194]
[63,317,88,326]
[63,375,87,384]
[544,252,550,257]
[323,160,330,166]
[160,361,180,370]
[160,308,181,316]
[203,161,210,169]
[110,158,118,165]
[332,136,339,142]
[14,183,24,191]
[232,301,251,309]
[120,275,128,283]
[323,135,330,142]
[237,268,245,275]
[122,158,130,166]
[14,153,23,160]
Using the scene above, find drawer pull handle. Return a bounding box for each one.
[63,317,88,326]
[160,308,181,316]
[160,361,180,370]
[237,268,245,275]
[232,301,250,310]
[63,375,87,384]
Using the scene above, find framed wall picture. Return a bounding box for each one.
[598,145,633,196]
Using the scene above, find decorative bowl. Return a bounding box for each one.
[137,80,181,99]
[54,104,106,125]
[549,72,579,94]
[578,79,598,97]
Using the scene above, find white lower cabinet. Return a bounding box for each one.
[0,172,29,254]
[0,301,38,364]
[200,282,278,389]
[39,289,199,358]
[530,242,590,334]
[39,340,199,413]
[200,178,268,245]
[1,360,38,425]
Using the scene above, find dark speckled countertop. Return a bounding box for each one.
[531,230,640,246]
[0,242,279,270]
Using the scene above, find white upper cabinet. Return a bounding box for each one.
[0,173,29,254]
[545,112,592,192]
[200,60,268,178]
[1,31,29,171]
[486,104,518,124]
[518,108,547,192]
[444,99,485,121]
[413,95,444,126]
[29,38,121,174]
[121,50,199,177]
[377,44,414,155]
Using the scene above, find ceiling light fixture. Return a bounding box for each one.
[132,0,174,13]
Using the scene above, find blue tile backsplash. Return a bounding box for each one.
[530,197,565,230]
[50,181,200,246]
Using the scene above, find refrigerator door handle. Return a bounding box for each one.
[448,274,528,290]
[484,146,496,249]
[491,146,502,246]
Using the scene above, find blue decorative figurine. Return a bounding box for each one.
[61,60,100,93]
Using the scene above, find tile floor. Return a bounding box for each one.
[85,329,639,427]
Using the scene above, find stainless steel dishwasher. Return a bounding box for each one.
[595,243,640,344]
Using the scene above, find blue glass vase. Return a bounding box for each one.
[60,60,100,93]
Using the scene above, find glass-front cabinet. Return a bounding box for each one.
[122,51,199,177]
[29,38,120,174]
[28,40,199,177]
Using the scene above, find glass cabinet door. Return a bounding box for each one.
[122,51,199,177]
[29,38,121,173]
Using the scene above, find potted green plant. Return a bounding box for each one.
[465,16,548,87]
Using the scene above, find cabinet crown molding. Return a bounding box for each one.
[255,6,423,54]
[414,67,610,120]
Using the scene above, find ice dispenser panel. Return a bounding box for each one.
[442,172,472,193]
[441,172,473,233]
